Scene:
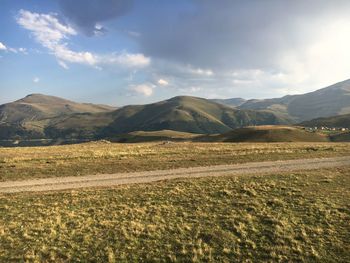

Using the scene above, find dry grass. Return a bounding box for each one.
[1,141,350,181]
[0,167,349,262]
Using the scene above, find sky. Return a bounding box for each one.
[1,0,350,106]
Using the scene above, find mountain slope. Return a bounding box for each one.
[101,96,285,136]
[0,94,116,139]
[300,113,350,128]
[237,79,350,122]
[44,96,286,138]
[0,94,115,124]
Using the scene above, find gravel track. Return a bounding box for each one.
[1,156,350,193]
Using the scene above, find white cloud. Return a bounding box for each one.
[130,84,154,97]
[33,77,40,83]
[17,10,150,69]
[158,78,169,86]
[101,52,150,67]
[191,68,214,76]
[58,60,69,69]
[7,47,28,54]
[0,42,7,50]
[0,42,27,54]
[17,9,76,49]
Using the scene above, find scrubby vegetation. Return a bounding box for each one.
[1,167,349,262]
[1,142,350,181]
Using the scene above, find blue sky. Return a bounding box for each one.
[1,0,350,106]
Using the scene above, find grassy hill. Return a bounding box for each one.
[0,94,116,140]
[300,113,350,142]
[301,113,350,129]
[5,90,350,142]
[237,79,350,122]
[196,126,329,142]
[0,94,115,124]
[0,95,286,140]
[103,126,331,143]
[101,96,285,136]
[109,130,198,143]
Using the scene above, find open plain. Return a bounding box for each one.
[1,142,350,261]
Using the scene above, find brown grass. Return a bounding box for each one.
[0,167,349,261]
[1,141,350,181]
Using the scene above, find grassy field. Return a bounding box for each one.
[1,142,350,181]
[0,167,349,262]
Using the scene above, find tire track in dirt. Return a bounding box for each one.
[1,156,350,193]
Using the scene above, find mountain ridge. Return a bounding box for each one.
[1,79,350,142]
[0,95,285,140]
[237,79,350,122]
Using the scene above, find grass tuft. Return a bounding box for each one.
[1,167,349,261]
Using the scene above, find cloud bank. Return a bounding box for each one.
[12,1,350,101]
[16,9,149,69]
[129,84,154,97]
[58,0,133,35]
[132,0,350,97]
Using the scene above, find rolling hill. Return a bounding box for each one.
[237,79,350,122]
[100,96,285,136]
[195,126,329,142]
[0,95,285,140]
[0,93,115,124]
[105,126,331,143]
[0,94,116,139]
[110,130,199,143]
[300,113,350,129]
[2,78,350,143]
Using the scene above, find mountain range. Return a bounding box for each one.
[1,79,350,141]
[0,95,284,140]
[237,79,350,122]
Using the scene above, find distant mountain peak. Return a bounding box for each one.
[17,93,72,104]
[210,97,246,107]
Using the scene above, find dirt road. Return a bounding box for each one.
[1,156,350,193]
